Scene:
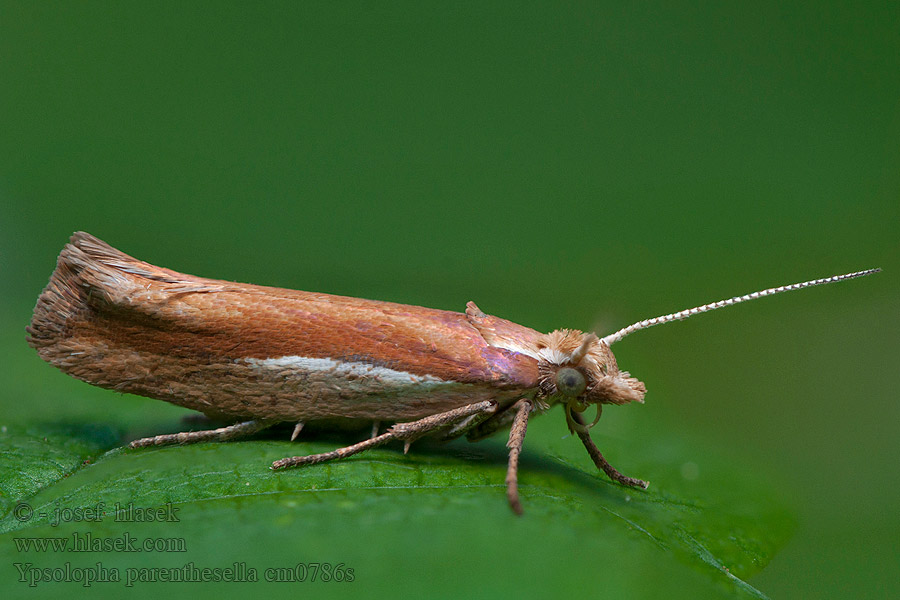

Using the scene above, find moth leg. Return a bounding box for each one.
[271,400,497,470]
[465,403,522,441]
[129,419,274,448]
[572,412,648,489]
[505,399,533,515]
[438,403,512,441]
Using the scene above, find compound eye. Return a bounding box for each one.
[555,367,587,397]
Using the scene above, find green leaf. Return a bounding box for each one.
[0,408,792,599]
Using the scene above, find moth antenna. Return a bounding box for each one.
[569,333,598,364]
[600,268,881,346]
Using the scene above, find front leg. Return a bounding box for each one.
[572,411,648,489]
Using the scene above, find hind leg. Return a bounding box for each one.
[129,419,274,448]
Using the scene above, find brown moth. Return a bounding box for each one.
[26,232,879,514]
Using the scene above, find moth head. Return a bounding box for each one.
[509,269,879,435]
[535,329,646,433]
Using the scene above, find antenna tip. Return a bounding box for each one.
[850,267,881,278]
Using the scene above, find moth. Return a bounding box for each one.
[27,232,878,514]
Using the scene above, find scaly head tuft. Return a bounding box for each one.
[533,329,646,434]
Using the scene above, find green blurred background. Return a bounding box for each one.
[1,2,897,598]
